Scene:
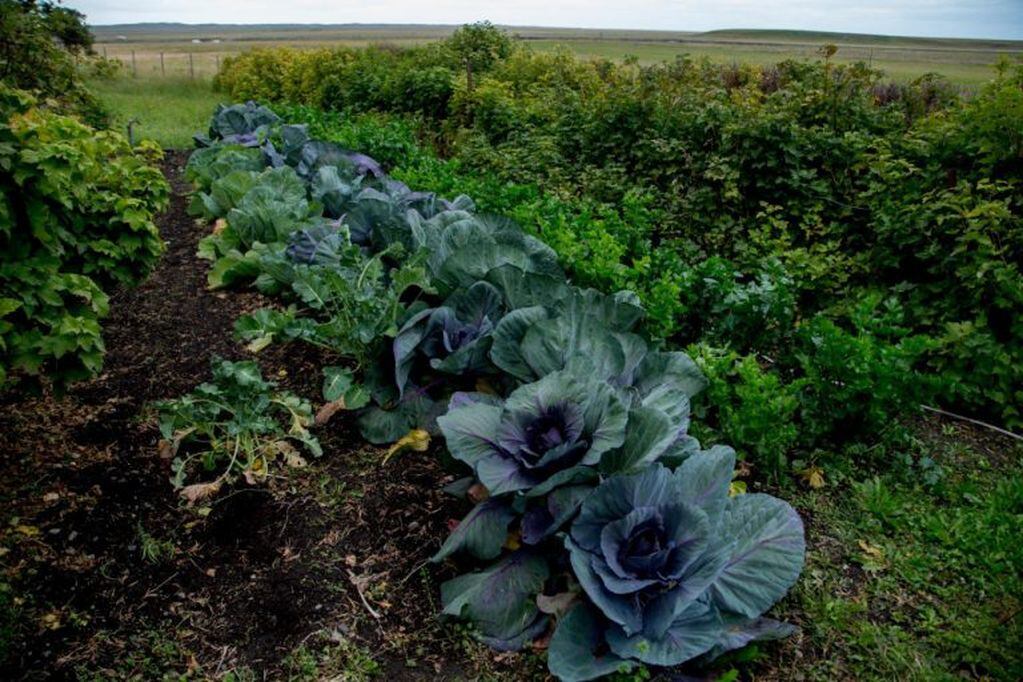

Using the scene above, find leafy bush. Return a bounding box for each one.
[795,296,938,444]
[274,105,426,169]
[674,256,796,352]
[0,86,167,390]
[155,357,320,498]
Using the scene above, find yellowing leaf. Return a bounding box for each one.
[245,335,274,353]
[800,466,826,489]
[212,218,227,234]
[858,540,883,556]
[179,480,222,505]
[504,530,522,551]
[315,398,346,426]
[40,611,61,630]
[383,429,431,464]
[15,524,40,537]
[728,481,747,497]
[275,441,308,468]
[243,457,268,485]
[158,427,196,460]
[857,539,887,572]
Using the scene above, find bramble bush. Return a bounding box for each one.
[0,86,168,390]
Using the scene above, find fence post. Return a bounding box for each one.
[189,52,194,80]
[131,50,136,77]
[102,46,107,58]
[215,54,220,73]
[160,52,165,76]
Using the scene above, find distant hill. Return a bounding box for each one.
[87,24,1023,50]
[90,22,458,42]
[90,24,1023,55]
[694,29,1023,51]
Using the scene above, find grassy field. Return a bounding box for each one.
[92,24,1023,86]
[90,77,221,148]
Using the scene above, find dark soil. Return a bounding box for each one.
[0,152,506,681]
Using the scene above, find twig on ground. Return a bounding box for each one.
[400,557,432,585]
[213,645,230,676]
[143,571,179,599]
[346,569,382,620]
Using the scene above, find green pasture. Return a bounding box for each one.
[92,25,1021,87]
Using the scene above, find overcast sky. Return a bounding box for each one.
[77,1,1023,40]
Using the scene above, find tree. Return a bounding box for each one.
[446,21,513,92]
[0,1,100,122]
[40,2,93,53]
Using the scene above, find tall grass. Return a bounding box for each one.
[90,76,223,149]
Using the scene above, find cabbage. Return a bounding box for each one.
[183,102,806,681]
[437,370,629,497]
[555,453,805,677]
[427,215,564,294]
[393,280,504,395]
[187,168,258,219]
[194,101,281,147]
[285,222,354,266]
[225,166,315,249]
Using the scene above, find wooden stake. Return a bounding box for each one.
[160,52,165,76]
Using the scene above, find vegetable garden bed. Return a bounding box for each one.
[3,12,1021,681]
[2,122,1020,682]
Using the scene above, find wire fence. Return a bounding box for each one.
[100,46,231,80]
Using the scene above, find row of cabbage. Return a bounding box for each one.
[184,102,806,681]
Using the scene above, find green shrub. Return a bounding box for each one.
[795,296,939,443]
[673,256,796,352]
[273,104,426,170]
[0,0,105,124]
[689,344,801,476]
[0,87,168,390]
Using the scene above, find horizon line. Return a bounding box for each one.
[87,22,1023,44]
